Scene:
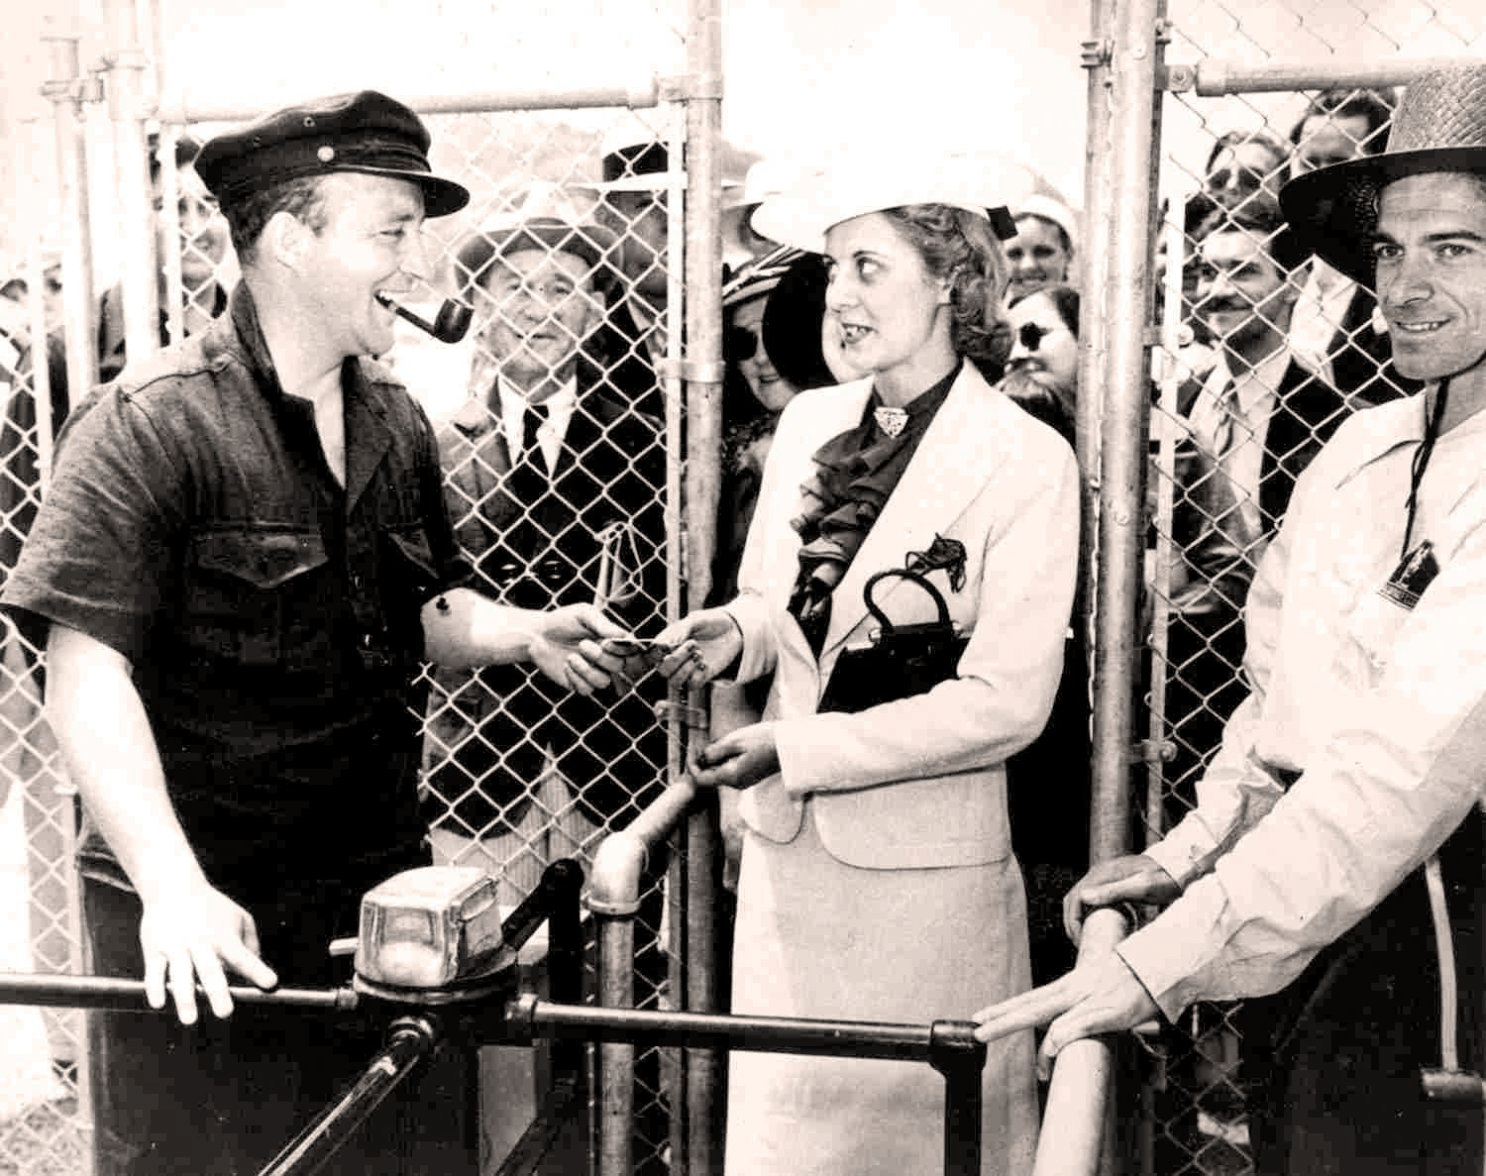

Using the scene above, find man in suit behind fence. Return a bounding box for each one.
[424,182,668,897]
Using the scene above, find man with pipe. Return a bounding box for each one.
[1,90,630,1176]
[974,65,1486,1173]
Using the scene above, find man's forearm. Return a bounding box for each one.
[46,624,207,902]
[421,586,541,669]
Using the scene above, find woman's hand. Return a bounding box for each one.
[655,609,745,690]
[693,721,780,790]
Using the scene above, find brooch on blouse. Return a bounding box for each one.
[874,406,909,438]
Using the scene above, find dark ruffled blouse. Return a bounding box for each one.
[787,361,960,654]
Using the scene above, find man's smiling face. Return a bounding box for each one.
[1374,171,1486,383]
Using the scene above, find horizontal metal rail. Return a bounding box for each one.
[1167,56,1483,96]
[0,973,989,1176]
[514,995,944,1061]
[0,972,360,1012]
[154,80,662,125]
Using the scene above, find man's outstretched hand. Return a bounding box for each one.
[971,951,1159,1080]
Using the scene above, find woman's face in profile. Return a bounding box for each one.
[731,295,799,412]
[822,212,950,381]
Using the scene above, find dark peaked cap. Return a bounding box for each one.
[197,90,470,218]
[1281,65,1486,285]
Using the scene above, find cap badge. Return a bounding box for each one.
[318,145,335,163]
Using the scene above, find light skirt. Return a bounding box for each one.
[725,804,1039,1176]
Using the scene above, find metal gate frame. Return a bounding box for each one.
[7,0,730,1173]
[1080,3,1481,1171]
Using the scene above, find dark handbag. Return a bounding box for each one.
[816,567,970,714]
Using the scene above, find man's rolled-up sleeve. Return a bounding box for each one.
[1,392,185,664]
[1120,539,1486,1020]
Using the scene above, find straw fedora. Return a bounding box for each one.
[455,181,618,294]
[750,147,1037,255]
[1281,64,1486,285]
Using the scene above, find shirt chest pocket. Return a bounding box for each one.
[184,529,332,667]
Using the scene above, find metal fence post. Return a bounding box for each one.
[680,0,726,1170]
[1087,0,1165,868]
[41,36,100,401]
[101,0,158,375]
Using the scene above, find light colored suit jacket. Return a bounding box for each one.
[723,362,1081,870]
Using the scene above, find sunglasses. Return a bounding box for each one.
[727,323,760,361]
[1016,322,1064,352]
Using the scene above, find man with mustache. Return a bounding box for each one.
[1163,196,1350,820]
[974,64,1486,1172]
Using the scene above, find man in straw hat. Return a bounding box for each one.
[425,181,666,897]
[1,91,631,1176]
[973,64,1486,1172]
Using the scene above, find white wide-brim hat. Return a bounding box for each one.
[750,149,1041,255]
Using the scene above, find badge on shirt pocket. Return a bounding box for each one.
[1345,540,1440,676]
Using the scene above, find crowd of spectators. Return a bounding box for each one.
[0,81,1433,1173]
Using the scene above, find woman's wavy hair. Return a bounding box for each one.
[880,204,1012,373]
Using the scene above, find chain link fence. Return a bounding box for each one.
[1134,3,1485,1173]
[0,20,713,1167]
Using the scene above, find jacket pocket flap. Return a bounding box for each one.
[193,529,328,590]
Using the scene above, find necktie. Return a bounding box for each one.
[520,403,550,471]
[1206,383,1240,462]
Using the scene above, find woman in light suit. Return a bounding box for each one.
[658,168,1081,1175]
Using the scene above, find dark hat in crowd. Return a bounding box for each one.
[196,90,470,218]
[757,251,837,391]
[1281,65,1486,284]
[583,114,759,194]
[455,182,618,296]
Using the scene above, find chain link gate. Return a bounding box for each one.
[1113,4,1486,1174]
[0,0,729,1169]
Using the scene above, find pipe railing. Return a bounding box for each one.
[1168,55,1486,97]
[586,778,702,1176]
[1032,906,1133,1176]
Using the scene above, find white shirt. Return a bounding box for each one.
[1121,391,1486,1018]
[1186,348,1289,540]
[497,376,577,473]
[1288,260,1360,385]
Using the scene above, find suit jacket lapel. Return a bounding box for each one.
[819,365,999,656]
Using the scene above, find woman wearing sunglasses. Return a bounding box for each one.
[1002,284,1081,445]
[657,160,1079,1175]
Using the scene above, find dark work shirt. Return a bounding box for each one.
[1,285,471,896]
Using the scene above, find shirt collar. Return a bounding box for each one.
[497,376,578,447]
[1330,390,1433,491]
[225,282,375,419]
[1208,348,1288,418]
